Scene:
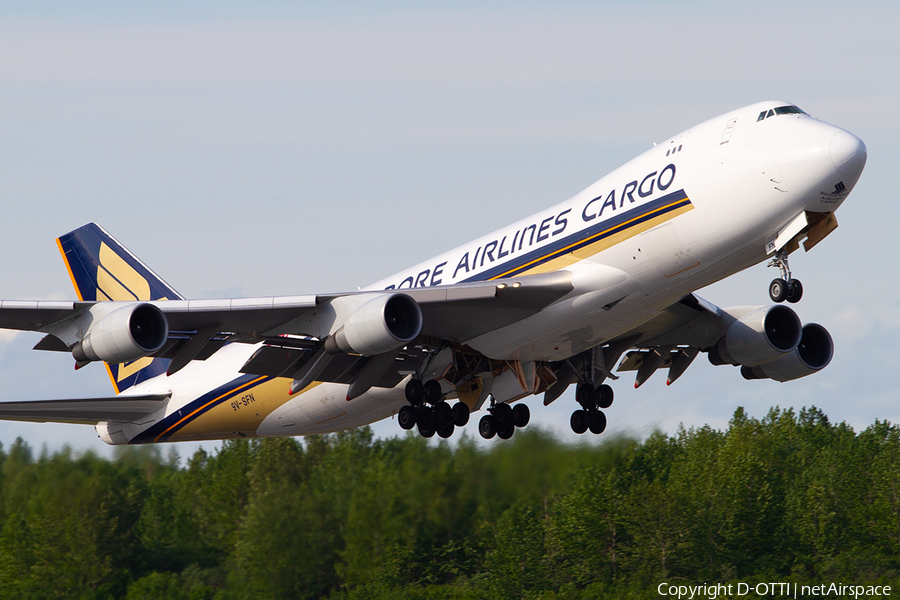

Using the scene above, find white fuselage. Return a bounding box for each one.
[98,101,865,444]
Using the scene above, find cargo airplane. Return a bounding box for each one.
[0,101,867,444]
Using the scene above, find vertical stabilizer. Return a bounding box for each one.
[57,223,184,393]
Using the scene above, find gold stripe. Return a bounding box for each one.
[170,378,303,440]
[116,357,155,382]
[523,204,695,276]
[155,376,268,441]
[492,201,693,279]
[97,266,137,302]
[99,242,150,301]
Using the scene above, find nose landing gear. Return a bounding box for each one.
[768,250,802,304]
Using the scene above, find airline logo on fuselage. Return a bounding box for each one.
[384,163,682,289]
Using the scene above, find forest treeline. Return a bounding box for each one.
[0,406,898,599]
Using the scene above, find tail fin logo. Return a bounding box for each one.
[58,223,181,393]
[96,242,168,382]
[97,242,152,301]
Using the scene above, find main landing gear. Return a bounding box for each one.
[768,250,802,304]
[398,378,470,439]
[478,400,530,440]
[570,382,613,435]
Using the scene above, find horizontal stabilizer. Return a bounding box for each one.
[0,393,170,424]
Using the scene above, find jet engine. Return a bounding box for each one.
[740,323,833,382]
[72,303,169,364]
[708,305,802,367]
[324,293,423,356]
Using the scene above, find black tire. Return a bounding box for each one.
[786,279,803,303]
[405,379,424,405]
[437,424,455,439]
[452,403,470,427]
[493,402,514,427]
[398,405,417,430]
[423,379,443,404]
[576,382,598,410]
[597,384,614,409]
[570,410,589,434]
[589,410,607,434]
[497,425,515,440]
[769,279,787,303]
[434,401,454,427]
[512,403,530,428]
[418,406,436,430]
[418,424,435,438]
[479,415,497,439]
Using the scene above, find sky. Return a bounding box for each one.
[0,0,897,458]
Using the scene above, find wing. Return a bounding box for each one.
[0,222,576,409]
[0,271,574,391]
[604,293,726,388]
[605,292,828,388]
[0,394,170,424]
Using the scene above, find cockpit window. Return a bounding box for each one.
[757,105,807,121]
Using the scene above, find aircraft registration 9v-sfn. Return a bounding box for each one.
[0,101,867,444]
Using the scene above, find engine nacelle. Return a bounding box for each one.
[324,293,423,356]
[741,323,834,382]
[73,303,169,364]
[708,305,802,367]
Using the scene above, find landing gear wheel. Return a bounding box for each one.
[497,425,515,440]
[786,279,803,303]
[405,379,424,405]
[417,406,436,431]
[398,405,417,430]
[437,424,455,439]
[589,410,607,434]
[479,415,497,439]
[512,403,530,428]
[493,403,514,427]
[597,384,614,409]
[769,279,787,303]
[576,382,598,409]
[452,403,470,427]
[570,410,589,434]
[418,423,436,438]
[434,401,454,427]
[423,380,443,404]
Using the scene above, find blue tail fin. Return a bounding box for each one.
[57,223,184,393]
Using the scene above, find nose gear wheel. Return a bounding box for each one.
[767,250,803,303]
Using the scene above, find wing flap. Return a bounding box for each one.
[0,393,171,424]
[240,343,426,389]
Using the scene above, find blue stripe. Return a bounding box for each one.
[462,189,691,283]
[131,373,271,443]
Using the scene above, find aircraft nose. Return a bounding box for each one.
[830,130,867,177]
